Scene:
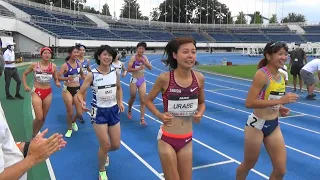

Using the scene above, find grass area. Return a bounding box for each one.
[0,64,51,180]
[0,59,66,180]
[197,64,320,88]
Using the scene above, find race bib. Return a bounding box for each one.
[268,91,285,110]
[82,68,88,75]
[130,77,137,83]
[68,74,79,83]
[35,73,52,83]
[91,107,97,119]
[246,113,265,130]
[167,95,198,116]
[62,85,67,91]
[157,129,163,140]
[96,84,117,102]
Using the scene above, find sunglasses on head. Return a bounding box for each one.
[270,41,288,48]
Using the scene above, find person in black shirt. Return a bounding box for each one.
[289,44,307,93]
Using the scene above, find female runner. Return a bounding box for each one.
[76,43,91,124]
[145,37,206,180]
[127,42,152,126]
[58,46,85,138]
[112,50,127,77]
[236,41,298,180]
[77,45,124,180]
[22,47,61,138]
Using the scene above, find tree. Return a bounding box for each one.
[120,0,143,20]
[156,0,232,24]
[250,11,263,24]
[101,3,111,16]
[150,7,160,21]
[235,11,247,24]
[29,0,88,12]
[82,7,99,14]
[269,14,278,23]
[281,12,306,23]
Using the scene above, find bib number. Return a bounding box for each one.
[246,114,265,130]
[68,74,79,83]
[91,107,97,118]
[167,95,198,116]
[82,68,88,75]
[96,87,116,101]
[157,129,163,140]
[36,74,52,83]
[130,77,137,83]
[268,91,284,110]
[62,85,67,92]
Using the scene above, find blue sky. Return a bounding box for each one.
[87,0,320,23]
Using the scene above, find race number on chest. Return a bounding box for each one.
[168,94,198,116]
[96,84,117,102]
[268,91,285,109]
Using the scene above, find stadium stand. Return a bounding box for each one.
[1,0,320,55]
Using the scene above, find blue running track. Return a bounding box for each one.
[41,53,320,180]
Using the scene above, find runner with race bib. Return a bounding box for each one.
[22,47,61,138]
[57,46,85,138]
[236,41,299,180]
[127,42,152,126]
[75,43,91,124]
[77,45,124,180]
[145,37,205,180]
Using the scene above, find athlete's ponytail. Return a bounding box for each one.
[65,56,70,62]
[257,41,289,69]
[257,58,268,69]
[65,46,79,62]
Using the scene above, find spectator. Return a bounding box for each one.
[0,102,66,180]
[3,41,24,100]
[0,48,3,77]
[289,43,307,93]
[300,58,320,100]
[279,65,289,85]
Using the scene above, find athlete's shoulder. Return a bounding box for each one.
[159,71,169,79]
[143,55,149,60]
[193,71,204,80]
[51,62,57,68]
[30,62,38,67]
[255,68,267,77]
[91,68,98,73]
[253,68,268,85]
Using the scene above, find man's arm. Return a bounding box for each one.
[3,51,20,64]
[0,55,4,75]
[303,50,307,65]
[0,156,35,180]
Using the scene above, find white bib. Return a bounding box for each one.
[246,113,265,130]
[96,85,117,102]
[35,72,52,83]
[82,67,88,75]
[268,91,285,110]
[68,74,79,83]
[167,95,198,116]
